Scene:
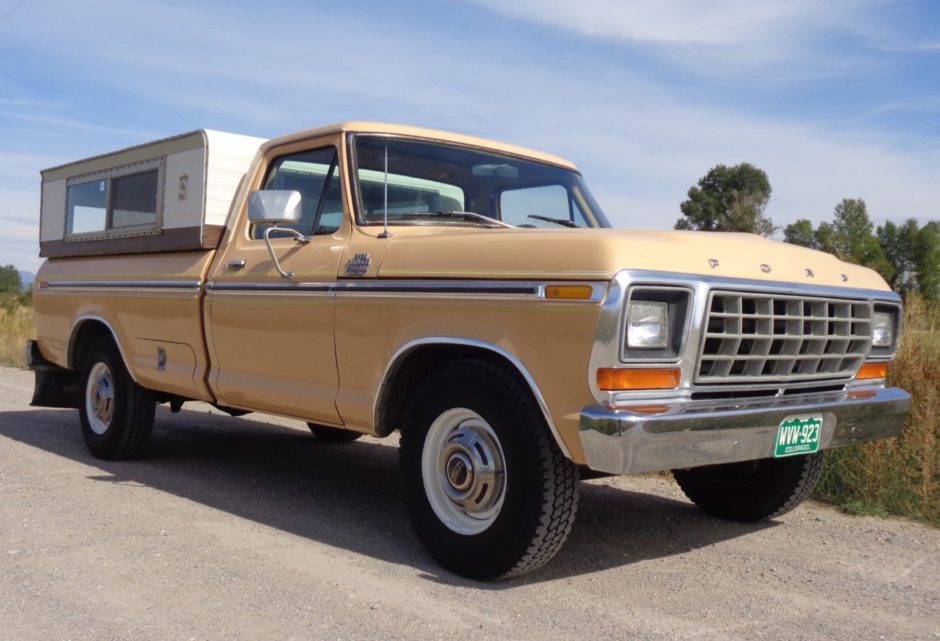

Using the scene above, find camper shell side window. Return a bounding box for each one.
[65,158,164,240]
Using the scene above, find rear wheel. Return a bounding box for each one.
[672,452,824,522]
[79,337,155,460]
[400,359,579,580]
[306,423,362,443]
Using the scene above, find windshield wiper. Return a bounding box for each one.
[398,211,515,228]
[527,214,580,228]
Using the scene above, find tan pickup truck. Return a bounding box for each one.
[27,122,911,579]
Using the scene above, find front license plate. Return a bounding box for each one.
[774,415,822,458]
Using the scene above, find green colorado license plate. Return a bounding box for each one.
[774,415,823,458]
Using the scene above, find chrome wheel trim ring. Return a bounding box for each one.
[85,361,114,435]
[421,407,507,535]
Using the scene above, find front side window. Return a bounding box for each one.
[351,135,610,229]
[251,146,342,239]
[66,166,161,236]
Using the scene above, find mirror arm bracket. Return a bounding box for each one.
[263,225,310,279]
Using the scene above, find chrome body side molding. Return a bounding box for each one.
[204,279,606,301]
[46,280,202,290]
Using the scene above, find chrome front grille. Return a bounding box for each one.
[696,291,873,384]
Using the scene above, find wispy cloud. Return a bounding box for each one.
[463,0,879,76]
[878,39,940,53]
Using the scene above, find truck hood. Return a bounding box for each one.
[374,228,890,291]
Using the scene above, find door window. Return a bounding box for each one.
[251,146,343,239]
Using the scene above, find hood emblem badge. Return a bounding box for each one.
[760,263,772,273]
[804,268,814,278]
[345,253,372,276]
[841,273,849,282]
[707,258,720,269]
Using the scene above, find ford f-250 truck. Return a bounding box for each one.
[26,122,912,579]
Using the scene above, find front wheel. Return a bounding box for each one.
[400,359,579,580]
[672,452,824,522]
[78,337,155,460]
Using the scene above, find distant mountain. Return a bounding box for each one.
[19,271,35,291]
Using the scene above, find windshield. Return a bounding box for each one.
[350,135,611,229]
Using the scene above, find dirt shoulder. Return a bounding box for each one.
[1,366,937,641]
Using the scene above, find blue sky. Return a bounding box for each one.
[1,0,939,272]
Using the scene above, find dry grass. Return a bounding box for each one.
[0,305,34,367]
[815,296,940,526]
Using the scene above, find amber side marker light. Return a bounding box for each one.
[856,362,889,380]
[616,404,672,414]
[597,368,681,391]
[544,284,594,300]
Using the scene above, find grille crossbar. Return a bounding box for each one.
[696,291,873,384]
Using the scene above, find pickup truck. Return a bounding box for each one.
[27,122,912,580]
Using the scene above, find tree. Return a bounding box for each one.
[0,265,22,294]
[827,199,894,282]
[877,219,918,292]
[783,219,817,248]
[675,163,775,236]
[913,221,940,300]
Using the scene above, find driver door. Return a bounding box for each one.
[206,139,347,424]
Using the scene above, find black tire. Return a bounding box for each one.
[400,358,579,580]
[306,423,363,443]
[672,452,824,522]
[78,337,155,460]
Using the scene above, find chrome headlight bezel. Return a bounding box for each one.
[869,302,902,359]
[621,286,692,362]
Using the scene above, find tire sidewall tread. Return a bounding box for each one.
[78,337,155,460]
[673,452,825,522]
[400,358,579,580]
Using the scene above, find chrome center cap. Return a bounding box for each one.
[446,452,473,491]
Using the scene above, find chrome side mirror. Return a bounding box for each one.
[248,190,302,224]
[248,190,309,279]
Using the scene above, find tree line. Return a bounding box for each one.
[0,265,30,311]
[674,163,939,300]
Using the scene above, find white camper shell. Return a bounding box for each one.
[39,130,265,258]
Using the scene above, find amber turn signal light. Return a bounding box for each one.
[597,368,680,391]
[855,362,888,380]
[544,284,595,300]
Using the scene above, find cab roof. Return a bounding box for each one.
[263,121,580,172]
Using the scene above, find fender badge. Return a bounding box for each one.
[804,268,814,278]
[345,253,372,276]
[707,258,720,269]
[760,264,772,273]
[178,174,189,201]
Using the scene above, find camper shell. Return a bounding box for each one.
[39,130,264,258]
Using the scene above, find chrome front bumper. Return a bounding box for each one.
[578,387,911,475]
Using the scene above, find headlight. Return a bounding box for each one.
[627,301,668,349]
[872,311,894,348]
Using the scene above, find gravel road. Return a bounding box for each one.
[1,365,937,641]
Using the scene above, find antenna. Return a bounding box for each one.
[378,145,392,239]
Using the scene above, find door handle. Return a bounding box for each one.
[226,259,246,270]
